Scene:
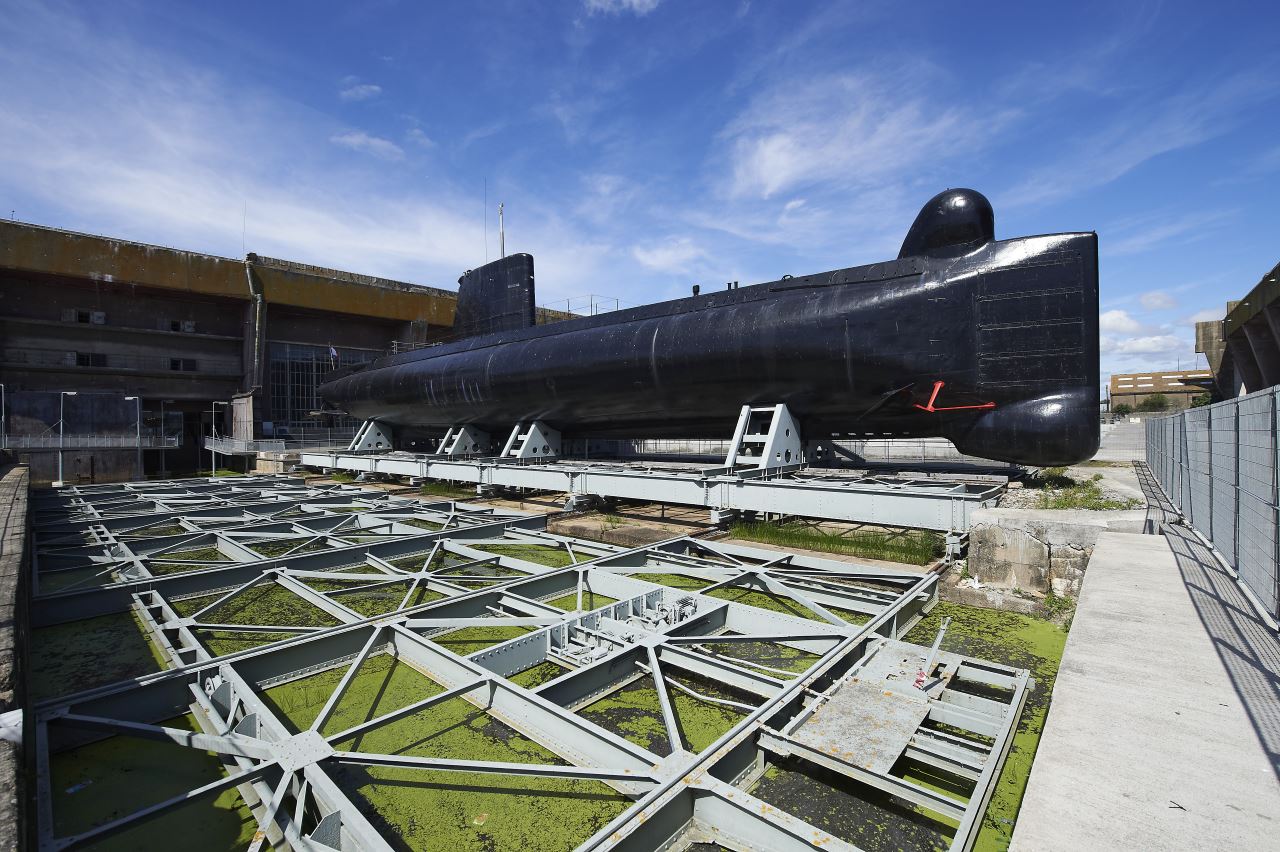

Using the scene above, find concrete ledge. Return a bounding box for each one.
[1011,531,1280,850]
[0,464,30,851]
[969,508,1147,596]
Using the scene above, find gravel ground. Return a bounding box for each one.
[998,463,1145,509]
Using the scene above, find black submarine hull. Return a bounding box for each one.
[320,192,1099,466]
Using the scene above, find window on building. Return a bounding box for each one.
[169,358,197,372]
[75,351,107,367]
[267,342,378,429]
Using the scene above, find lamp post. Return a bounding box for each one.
[160,399,174,479]
[57,390,77,487]
[0,383,6,451]
[124,396,141,480]
[211,400,228,477]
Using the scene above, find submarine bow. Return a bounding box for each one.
[319,189,1099,467]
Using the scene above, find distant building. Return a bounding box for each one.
[0,219,458,484]
[1195,260,1280,398]
[1109,369,1213,411]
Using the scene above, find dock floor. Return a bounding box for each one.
[1011,527,1280,850]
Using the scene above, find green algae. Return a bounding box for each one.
[262,653,440,734]
[431,625,533,655]
[336,584,444,618]
[581,673,748,756]
[200,581,341,629]
[475,543,577,568]
[161,546,228,562]
[168,592,220,618]
[246,539,331,558]
[121,522,189,538]
[148,561,216,576]
[263,655,629,850]
[705,585,867,624]
[332,764,628,852]
[744,603,1067,852]
[730,522,942,566]
[580,679,671,755]
[508,660,568,689]
[903,602,1067,852]
[50,713,259,851]
[698,640,819,675]
[545,590,618,611]
[198,629,297,657]
[387,552,444,571]
[38,565,113,592]
[628,572,712,590]
[753,758,951,851]
[31,611,167,702]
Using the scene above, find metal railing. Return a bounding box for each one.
[1147,387,1280,626]
[3,434,180,449]
[2,347,241,375]
[388,340,441,355]
[205,428,358,454]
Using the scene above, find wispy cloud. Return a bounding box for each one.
[1105,208,1233,257]
[1182,307,1224,325]
[1003,71,1278,207]
[1139,290,1177,311]
[584,0,662,16]
[338,82,382,102]
[405,127,435,148]
[719,67,1012,200]
[330,130,404,160]
[632,236,706,274]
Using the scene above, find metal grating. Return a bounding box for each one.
[27,476,1029,852]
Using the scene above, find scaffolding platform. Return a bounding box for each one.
[298,450,1003,532]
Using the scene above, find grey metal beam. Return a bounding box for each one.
[330,751,660,784]
[758,728,965,822]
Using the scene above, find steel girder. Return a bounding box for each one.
[27,476,1026,852]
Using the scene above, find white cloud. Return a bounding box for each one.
[405,127,435,148]
[0,1,629,299]
[1183,307,1224,325]
[720,69,1009,200]
[338,83,382,102]
[330,130,404,161]
[584,0,662,16]
[1139,290,1177,310]
[1100,309,1142,334]
[1103,334,1186,355]
[632,236,706,274]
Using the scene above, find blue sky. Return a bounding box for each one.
[1,0,1277,380]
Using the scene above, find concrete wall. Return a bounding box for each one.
[0,220,464,483]
[0,463,30,850]
[968,507,1147,596]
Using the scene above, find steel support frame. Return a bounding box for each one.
[27,476,1026,852]
[299,451,1001,531]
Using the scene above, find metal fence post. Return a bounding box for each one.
[1206,408,1214,542]
[1274,388,1279,621]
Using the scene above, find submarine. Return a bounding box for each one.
[318,189,1099,466]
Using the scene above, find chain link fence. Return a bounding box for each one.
[1147,388,1280,626]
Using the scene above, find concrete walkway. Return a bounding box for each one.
[1011,530,1280,851]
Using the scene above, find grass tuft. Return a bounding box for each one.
[1035,476,1142,510]
[730,521,942,566]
